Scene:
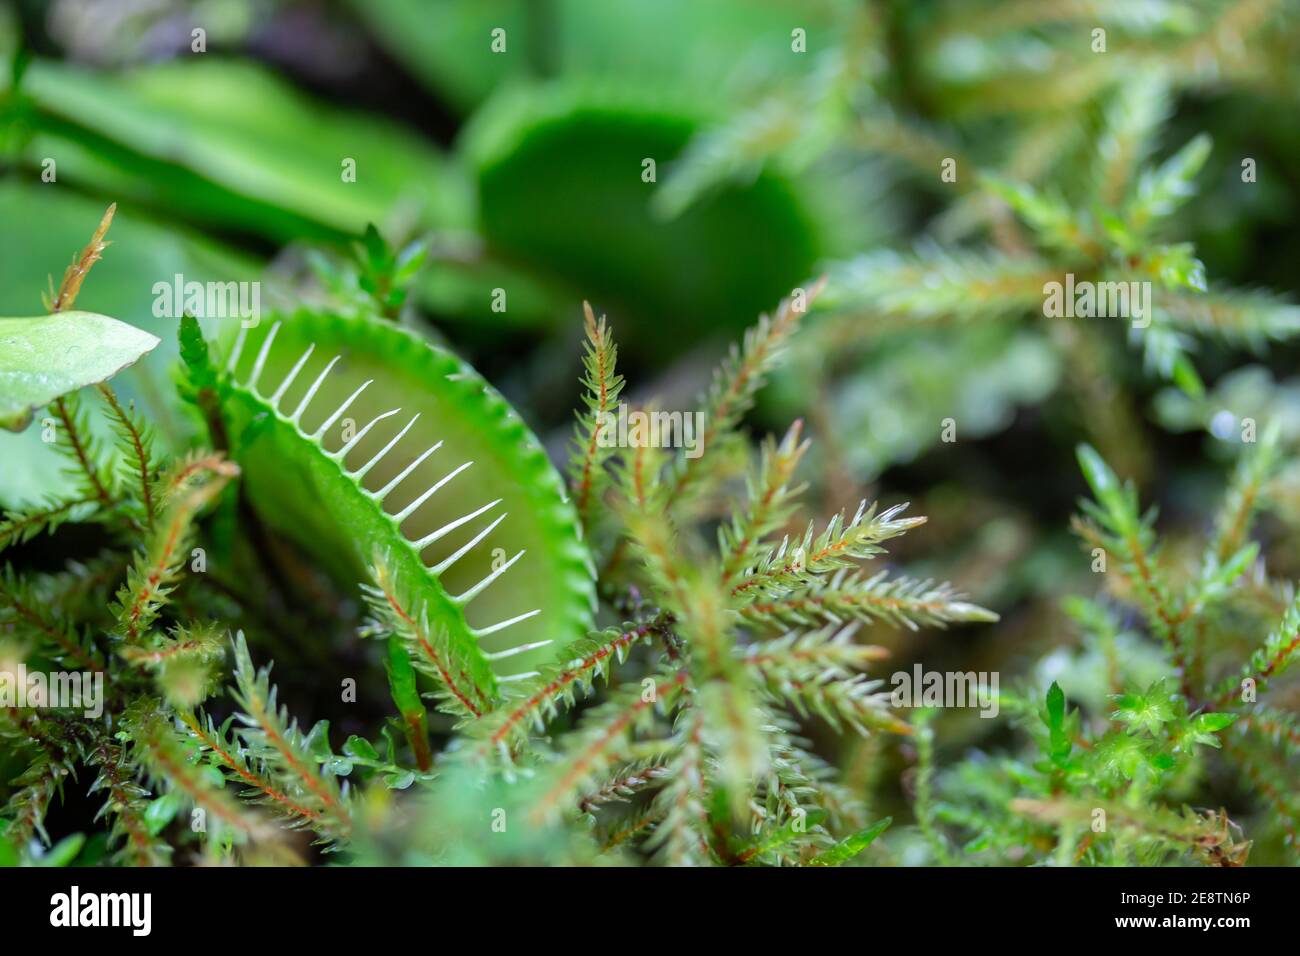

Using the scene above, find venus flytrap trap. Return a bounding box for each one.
[216,308,595,694]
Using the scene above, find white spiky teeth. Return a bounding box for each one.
[454,547,524,604]
[334,407,402,461]
[392,461,474,524]
[433,513,507,576]
[290,354,340,423]
[248,321,281,390]
[482,639,551,661]
[227,324,249,372]
[314,379,373,439]
[353,414,420,480]
[411,499,501,552]
[493,671,540,686]
[374,441,442,502]
[473,607,540,638]
[497,671,541,683]
[268,342,315,405]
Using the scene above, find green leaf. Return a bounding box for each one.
[461,81,824,350]
[1075,443,1120,505]
[325,757,355,776]
[1188,542,1257,612]
[808,817,892,866]
[1044,681,1072,766]
[1129,133,1212,230]
[385,770,416,790]
[36,833,85,868]
[1111,680,1179,735]
[1170,352,1205,399]
[981,174,1091,255]
[344,735,380,761]
[0,311,160,431]
[384,637,425,721]
[22,58,468,242]
[350,0,829,113]
[143,793,181,836]
[1184,711,1239,747]
[178,313,218,392]
[1194,712,1238,733]
[1093,732,1150,780]
[1145,243,1207,292]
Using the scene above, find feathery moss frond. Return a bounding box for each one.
[529,669,690,824]
[747,627,906,736]
[96,382,161,529]
[669,282,823,500]
[125,700,270,843]
[731,501,926,599]
[0,565,104,670]
[475,619,661,759]
[49,392,115,508]
[118,620,226,709]
[362,553,495,722]
[176,710,323,832]
[719,420,810,588]
[0,495,99,554]
[737,569,998,631]
[229,633,352,840]
[568,301,625,533]
[110,455,237,643]
[87,734,170,867]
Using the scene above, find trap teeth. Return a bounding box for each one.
[314,379,373,440]
[269,343,315,406]
[227,324,249,372]
[374,441,442,502]
[454,547,524,604]
[482,639,552,661]
[290,354,341,424]
[248,321,282,392]
[411,499,501,552]
[353,414,420,480]
[433,513,507,577]
[392,461,473,523]
[334,408,402,461]
[473,607,541,638]
[497,670,541,683]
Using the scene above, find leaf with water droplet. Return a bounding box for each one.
[0,311,159,431]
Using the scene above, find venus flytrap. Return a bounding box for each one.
[216,310,595,701]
